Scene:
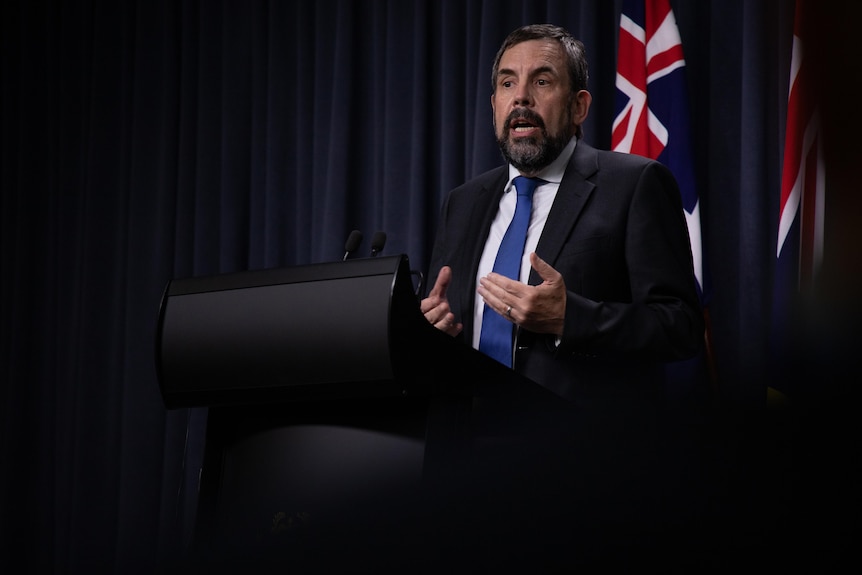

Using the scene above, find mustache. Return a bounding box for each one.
[505,108,546,131]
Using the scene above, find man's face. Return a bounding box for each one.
[491,39,586,174]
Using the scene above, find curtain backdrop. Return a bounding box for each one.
[2,0,859,572]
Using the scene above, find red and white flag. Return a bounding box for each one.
[775,0,825,290]
[612,0,704,301]
[770,0,825,396]
[613,0,715,387]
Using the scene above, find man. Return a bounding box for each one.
[421,23,703,403]
[418,25,705,564]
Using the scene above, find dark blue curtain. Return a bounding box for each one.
[2,0,859,572]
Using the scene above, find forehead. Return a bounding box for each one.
[498,39,566,75]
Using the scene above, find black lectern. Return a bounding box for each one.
[155,254,573,571]
[157,254,441,407]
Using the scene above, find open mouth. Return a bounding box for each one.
[507,111,544,136]
[511,120,537,133]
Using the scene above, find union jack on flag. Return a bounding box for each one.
[612,0,714,388]
[611,0,704,303]
[775,0,824,296]
[771,0,824,395]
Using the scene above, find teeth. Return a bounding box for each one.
[513,126,533,132]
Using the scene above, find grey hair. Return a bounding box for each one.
[490,24,590,96]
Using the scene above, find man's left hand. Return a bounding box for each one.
[477,252,566,336]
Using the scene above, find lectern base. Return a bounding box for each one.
[185,386,590,573]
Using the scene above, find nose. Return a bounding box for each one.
[513,83,533,107]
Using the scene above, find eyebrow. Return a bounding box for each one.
[497,65,557,81]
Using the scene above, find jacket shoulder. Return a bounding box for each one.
[452,165,508,194]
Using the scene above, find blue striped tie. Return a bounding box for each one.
[478,176,542,367]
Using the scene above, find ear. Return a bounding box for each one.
[490,92,499,131]
[571,89,592,126]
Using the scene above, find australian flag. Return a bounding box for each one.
[612,0,714,398]
[770,0,825,399]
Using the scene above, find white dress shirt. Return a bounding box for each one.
[471,137,578,350]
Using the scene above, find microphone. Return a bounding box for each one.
[343,230,363,261]
[370,231,387,257]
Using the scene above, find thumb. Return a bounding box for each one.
[430,265,452,298]
[530,252,561,283]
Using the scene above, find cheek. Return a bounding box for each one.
[492,96,510,129]
[544,108,569,134]
[492,110,507,135]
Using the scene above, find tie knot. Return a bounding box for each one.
[512,176,543,198]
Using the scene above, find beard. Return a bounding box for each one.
[496,108,574,173]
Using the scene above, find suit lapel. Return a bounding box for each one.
[460,169,508,339]
[529,142,599,285]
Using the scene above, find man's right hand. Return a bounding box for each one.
[420,265,463,337]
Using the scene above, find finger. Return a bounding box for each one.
[428,308,462,336]
[478,279,517,322]
[422,297,451,323]
[480,273,525,302]
[423,277,455,318]
[428,265,452,298]
[443,318,464,337]
[529,252,562,283]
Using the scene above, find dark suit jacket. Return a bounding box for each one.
[426,141,704,406]
[425,142,708,547]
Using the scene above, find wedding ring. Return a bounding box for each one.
[506,305,512,317]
